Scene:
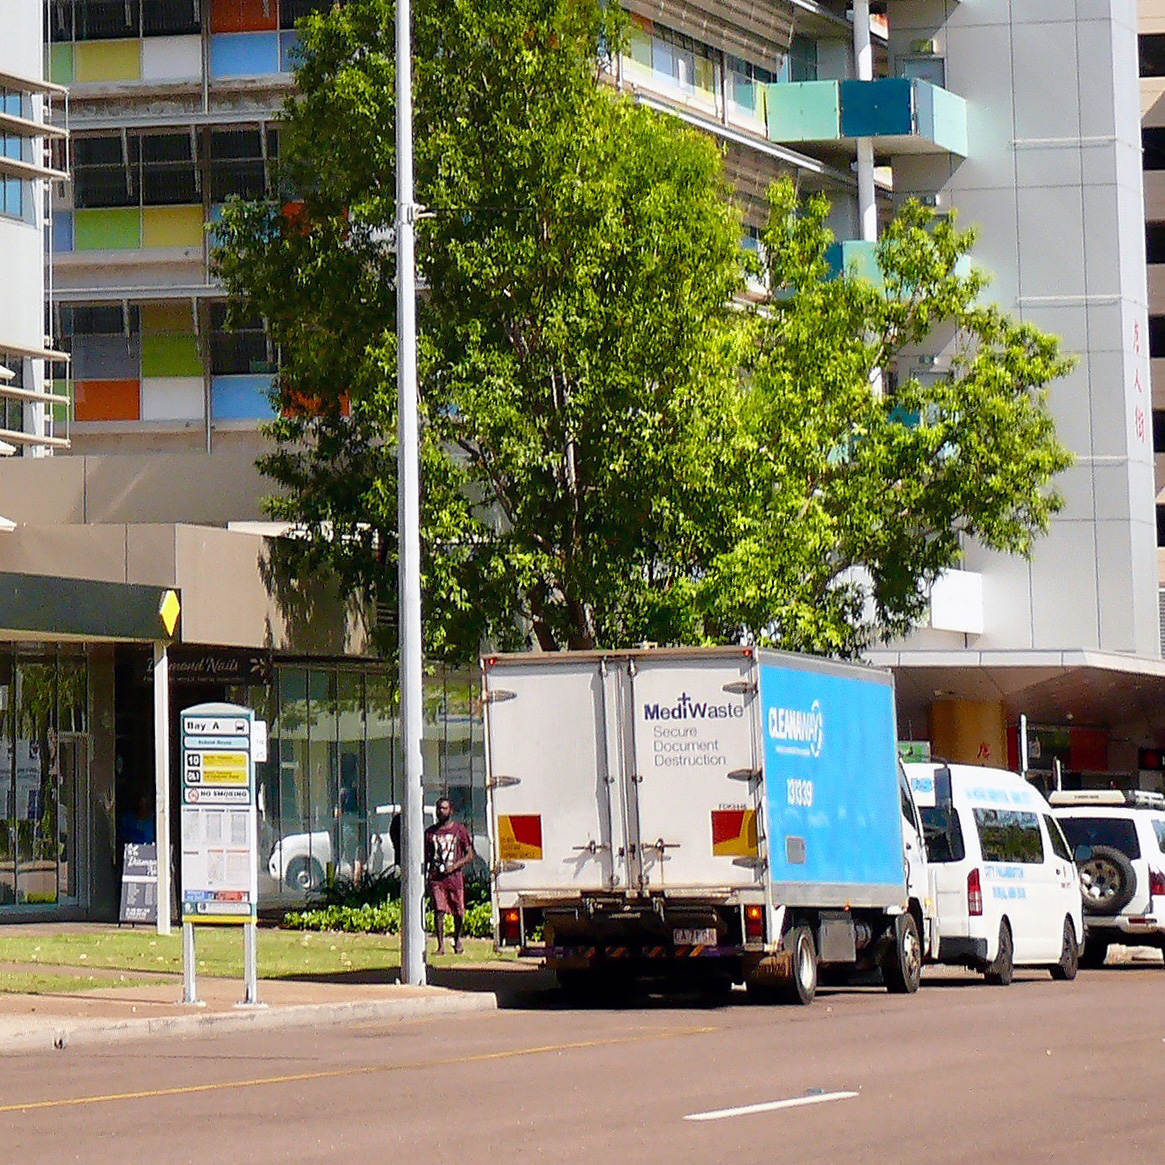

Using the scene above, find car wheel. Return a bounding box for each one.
[1078,845,1137,916]
[883,912,923,994]
[285,856,324,892]
[1079,934,1109,969]
[779,926,818,1006]
[1050,916,1078,981]
[984,920,1014,986]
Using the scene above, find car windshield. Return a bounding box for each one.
[1057,815,1141,859]
[919,805,965,863]
[1153,819,1165,852]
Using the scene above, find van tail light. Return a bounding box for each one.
[1150,869,1165,899]
[967,868,983,916]
[744,904,765,941]
[499,907,522,946]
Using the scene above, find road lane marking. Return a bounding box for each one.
[0,1025,719,1114]
[684,1091,859,1122]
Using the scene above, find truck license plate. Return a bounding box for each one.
[673,927,717,946]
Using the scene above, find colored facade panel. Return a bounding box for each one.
[765,80,840,143]
[141,205,204,248]
[52,210,73,253]
[74,379,141,422]
[141,35,202,81]
[211,0,280,34]
[922,81,969,157]
[48,42,74,85]
[825,240,883,288]
[71,334,140,381]
[141,303,194,334]
[73,207,141,251]
[74,39,142,84]
[141,333,203,379]
[141,376,205,421]
[210,32,281,77]
[212,374,276,420]
[840,77,913,139]
[50,381,74,425]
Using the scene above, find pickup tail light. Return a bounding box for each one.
[499,907,521,946]
[967,868,983,916]
[744,904,765,941]
[1150,868,1165,899]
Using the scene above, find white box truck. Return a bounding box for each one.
[483,646,933,1004]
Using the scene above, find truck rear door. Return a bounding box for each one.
[625,651,762,892]
[484,657,625,895]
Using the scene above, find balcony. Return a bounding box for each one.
[765,78,968,157]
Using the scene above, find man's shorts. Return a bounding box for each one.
[429,872,465,914]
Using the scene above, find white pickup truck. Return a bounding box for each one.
[483,646,934,1003]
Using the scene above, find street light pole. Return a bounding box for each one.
[396,0,426,987]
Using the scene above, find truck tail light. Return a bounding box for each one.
[744,904,764,941]
[499,907,521,946]
[967,868,983,916]
[1150,868,1165,899]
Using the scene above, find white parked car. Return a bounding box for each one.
[1050,789,1165,966]
[905,763,1084,984]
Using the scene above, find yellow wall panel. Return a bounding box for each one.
[142,205,204,249]
[74,40,142,83]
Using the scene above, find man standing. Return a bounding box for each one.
[424,797,475,955]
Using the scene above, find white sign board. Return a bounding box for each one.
[180,703,258,924]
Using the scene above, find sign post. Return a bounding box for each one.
[179,702,263,1006]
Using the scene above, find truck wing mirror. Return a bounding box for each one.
[1073,844,1092,863]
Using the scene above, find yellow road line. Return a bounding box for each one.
[0,1025,718,1114]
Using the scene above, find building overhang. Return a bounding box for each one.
[0,571,180,644]
[868,648,1165,731]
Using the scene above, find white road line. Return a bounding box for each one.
[684,1091,860,1122]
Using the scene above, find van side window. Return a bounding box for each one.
[920,806,965,863]
[1043,814,1072,862]
[973,808,1043,864]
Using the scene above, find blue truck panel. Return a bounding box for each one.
[759,660,904,893]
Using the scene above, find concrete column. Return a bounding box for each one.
[153,642,172,935]
[930,700,1008,769]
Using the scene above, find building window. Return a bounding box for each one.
[142,0,201,36]
[1148,223,1165,265]
[1141,33,1165,78]
[1158,505,1165,548]
[1150,315,1165,358]
[782,34,818,83]
[1155,409,1165,454]
[209,303,270,374]
[626,19,715,98]
[0,355,25,437]
[1144,127,1165,171]
[280,0,332,29]
[0,90,26,220]
[71,0,141,41]
[73,132,198,208]
[209,127,278,202]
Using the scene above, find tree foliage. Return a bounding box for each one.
[214,0,1072,661]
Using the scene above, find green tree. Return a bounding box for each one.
[215,0,1071,661]
[695,181,1073,655]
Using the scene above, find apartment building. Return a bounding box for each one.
[0,0,1160,918]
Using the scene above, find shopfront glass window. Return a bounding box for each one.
[337,671,366,879]
[365,672,398,875]
[16,661,57,905]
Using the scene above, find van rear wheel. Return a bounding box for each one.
[1050,916,1078,981]
[984,920,1014,986]
[883,913,922,994]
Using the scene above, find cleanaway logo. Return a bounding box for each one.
[768,700,824,758]
[642,692,745,721]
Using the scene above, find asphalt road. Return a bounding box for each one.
[2,962,1162,1165]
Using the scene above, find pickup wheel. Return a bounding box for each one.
[780,926,817,1006]
[984,920,1014,986]
[1050,916,1078,981]
[883,912,923,994]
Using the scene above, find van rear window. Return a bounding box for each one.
[972,808,1044,864]
[1056,816,1140,859]
[920,806,965,863]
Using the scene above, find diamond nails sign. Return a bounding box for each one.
[180,703,260,925]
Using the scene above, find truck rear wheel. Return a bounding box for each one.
[883,912,922,994]
[780,926,817,1006]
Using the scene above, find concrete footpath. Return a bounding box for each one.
[0,926,510,1055]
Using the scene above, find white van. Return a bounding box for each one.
[904,763,1083,984]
